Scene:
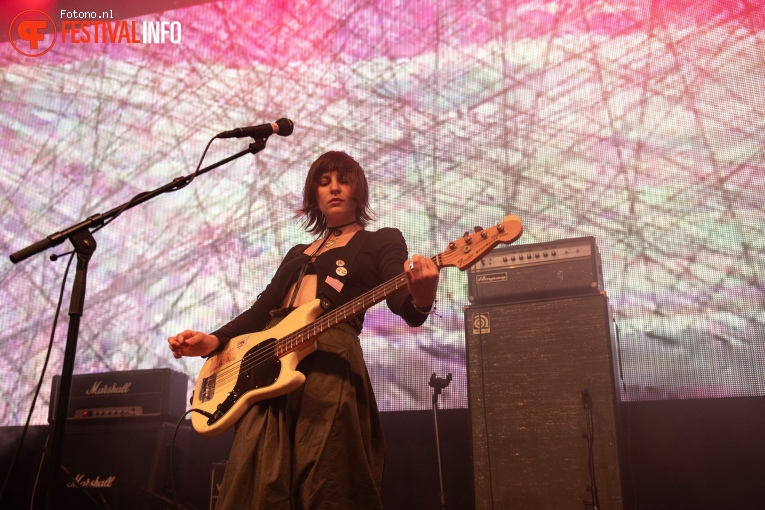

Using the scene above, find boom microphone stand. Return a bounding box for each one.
[9,133,280,509]
[429,372,452,510]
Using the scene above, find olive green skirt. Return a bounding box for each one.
[214,322,385,510]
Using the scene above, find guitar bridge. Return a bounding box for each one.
[199,373,216,403]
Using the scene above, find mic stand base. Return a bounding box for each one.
[429,372,452,510]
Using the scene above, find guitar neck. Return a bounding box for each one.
[276,255,439,355]
[272,214,524,356]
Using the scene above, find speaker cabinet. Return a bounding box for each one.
[50,421,194,510]
[465,293,624,509]
[0,426,48,510]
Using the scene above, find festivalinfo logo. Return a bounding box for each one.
[9,9,182,57]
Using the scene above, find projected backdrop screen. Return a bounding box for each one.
[1,0,764,426]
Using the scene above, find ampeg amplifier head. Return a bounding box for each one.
[468,236,604,303]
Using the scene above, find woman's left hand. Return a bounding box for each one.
[404,254,440,309]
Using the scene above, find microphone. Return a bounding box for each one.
[217,118,294,139]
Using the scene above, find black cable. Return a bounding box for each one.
[161,409,211,510]
[93,136,217,235]
[169,411,194,504]
[0,251,74,509]
[581,389,600,510]
[473,310,495,509]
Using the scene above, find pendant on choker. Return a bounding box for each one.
[327,221,357,237]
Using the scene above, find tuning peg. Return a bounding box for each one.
[473,226,483,232]
[463,231,470,237]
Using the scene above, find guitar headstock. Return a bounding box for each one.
[436,214,523,271]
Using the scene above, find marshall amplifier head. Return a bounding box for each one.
[468,236,604,304]
[49,368,189,423]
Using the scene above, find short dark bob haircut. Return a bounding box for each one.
[296,151,374,235]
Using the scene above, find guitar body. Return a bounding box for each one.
[191,299,324,437]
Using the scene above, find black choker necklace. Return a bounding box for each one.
[326,221,357,237]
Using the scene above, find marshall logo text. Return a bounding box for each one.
[85,381,132,395]
[67,474,117,488]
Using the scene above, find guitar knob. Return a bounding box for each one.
[497,224,506,233]
[480,231,489,239]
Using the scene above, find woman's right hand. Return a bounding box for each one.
[167,330,220,359]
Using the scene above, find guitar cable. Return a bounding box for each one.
[162,410,201,510]
[190,408,215,420]
[164,407,223,509]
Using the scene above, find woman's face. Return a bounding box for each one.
[316,170,357,226]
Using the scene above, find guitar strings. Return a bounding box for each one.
[201,253,447,397]
[204,273,410,391]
